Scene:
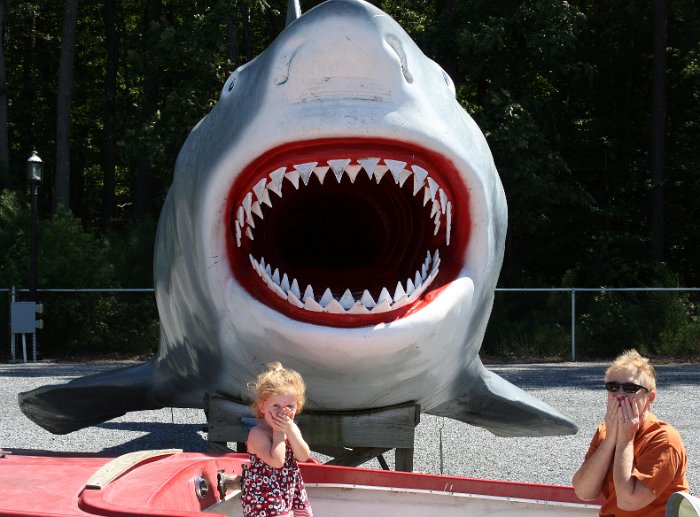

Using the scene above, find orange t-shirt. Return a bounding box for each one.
[585,414,689,516]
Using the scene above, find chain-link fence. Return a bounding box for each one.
[3,288,159,361]
[4,287,700,362]
[486,288,700,360]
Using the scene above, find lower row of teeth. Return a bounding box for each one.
[249,250,441,314]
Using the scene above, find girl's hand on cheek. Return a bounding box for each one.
[270,411,292,433]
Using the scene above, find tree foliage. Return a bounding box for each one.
[0,0,698,359]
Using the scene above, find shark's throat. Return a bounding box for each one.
[227,139,469,325]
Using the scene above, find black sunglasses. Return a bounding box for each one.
[605,381,648,394]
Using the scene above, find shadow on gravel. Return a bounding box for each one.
[487,364,700,391]
[95,422,209,454]
[0,363,127,379]
[653,365,700,387]
[488,364,605,391]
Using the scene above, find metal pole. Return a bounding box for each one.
[29,182,39,361]
[26,150,42,362]
[32,332,37,362]
[29,182,38,302]
[10,286,16,363]
[571,288,576,361]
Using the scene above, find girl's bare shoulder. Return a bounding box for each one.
[247,424,271,451]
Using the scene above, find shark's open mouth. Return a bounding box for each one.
[227,139,469,326]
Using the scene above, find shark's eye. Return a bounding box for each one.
[222,71,239,96]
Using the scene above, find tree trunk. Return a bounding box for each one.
[242,2,252,61]
[54,0,79,212]
[132,0,161,222]
[20,5,38,163]
[101,0,118,231]
[434,0,458,81]
[0,0,9,185]
[650,0,667,264]
[224,0,239,70]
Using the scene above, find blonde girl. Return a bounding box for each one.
[241,362,313,517]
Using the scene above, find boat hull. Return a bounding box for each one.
[0,450,598,516]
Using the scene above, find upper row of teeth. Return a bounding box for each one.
[249,249,441,314]
[233,158,453,248]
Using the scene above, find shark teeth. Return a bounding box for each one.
[249,250,441,314]
[235,156,453,315]
[234,157,453,249]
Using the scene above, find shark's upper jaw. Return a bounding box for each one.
[226,138,471,327]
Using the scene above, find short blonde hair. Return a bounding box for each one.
[605,349,657,391]
[248,362,306,419]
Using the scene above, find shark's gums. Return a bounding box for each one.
[19,0,577,438]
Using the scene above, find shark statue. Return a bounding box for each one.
[19,0,577,438]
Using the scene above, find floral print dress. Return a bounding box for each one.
[242,432,312,517]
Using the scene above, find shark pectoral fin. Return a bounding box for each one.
[18,362,162,435]
[428,368,578,437]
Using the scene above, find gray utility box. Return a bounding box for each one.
[11,302,40,333]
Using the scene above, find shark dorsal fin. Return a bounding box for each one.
[286,0,301,27]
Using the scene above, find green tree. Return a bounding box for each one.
[0,0,9,185]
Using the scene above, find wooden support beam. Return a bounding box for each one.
[204,394,420,471]
[395,448,414,472]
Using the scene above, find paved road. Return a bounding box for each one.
[1,361,698,493]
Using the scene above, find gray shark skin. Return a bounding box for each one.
[19,0,577,438]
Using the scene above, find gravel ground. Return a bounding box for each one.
[1,361,697,493]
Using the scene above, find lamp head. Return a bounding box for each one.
[27,150,43,185]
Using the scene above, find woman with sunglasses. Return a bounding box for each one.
[572,349,689,516]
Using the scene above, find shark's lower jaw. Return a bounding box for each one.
[226,138,470,327]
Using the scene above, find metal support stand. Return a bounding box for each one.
[9,287,16,363]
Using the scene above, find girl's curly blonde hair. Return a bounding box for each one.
[248,362,306,419]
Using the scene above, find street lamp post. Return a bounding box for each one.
[25,150,42,361]
[27,150,42,301]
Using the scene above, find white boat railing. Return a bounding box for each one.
[666,491,700,517]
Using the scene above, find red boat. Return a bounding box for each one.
[0,448,602,517]
[2,449,696,516]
